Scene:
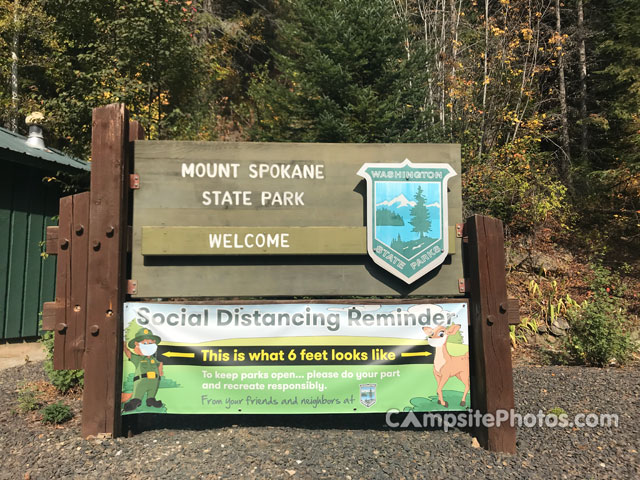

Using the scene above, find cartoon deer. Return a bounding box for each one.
[423,324,470,408]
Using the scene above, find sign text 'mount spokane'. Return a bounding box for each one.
[181,161,325,207]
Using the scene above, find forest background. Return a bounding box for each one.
[1,0,638,362]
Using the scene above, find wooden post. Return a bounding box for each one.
[50,193,90,370]
[123,119,145,438]
[68,192,91,368]
[51,196,71,368]
[82,104,130,438]
[129,120,145,145]
[465,214,517,453]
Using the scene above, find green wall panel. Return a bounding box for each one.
[0,161,59,340]
[0,163,13,338]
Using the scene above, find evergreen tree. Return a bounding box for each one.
[247,0,436,143]
[409,186,431,239]
[569,0,640,250]
[39,0,200,156]
[589,0,640,169]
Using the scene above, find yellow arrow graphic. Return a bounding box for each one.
[162,351,195,358]
[401,351,432,357]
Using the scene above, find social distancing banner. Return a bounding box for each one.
[122,302,470,415]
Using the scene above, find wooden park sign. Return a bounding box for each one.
[131,141,464,297]
[42,104,518,454]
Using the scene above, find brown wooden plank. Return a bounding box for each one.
[507,298,520,326]
[131,262,465,298]
[124,120,144,438]
[83,104,130,438]
[126,297,468,306]
[41,301,62,331]
[465,214,517,454]
[46,226,59,255]
[142,226,366,255]
[64,191,90,369]
[129,120,145,143]
[140,226,458,256]
[53,195,72,370]
[131,142,464,298]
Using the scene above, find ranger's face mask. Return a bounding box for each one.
[139,343,157,356]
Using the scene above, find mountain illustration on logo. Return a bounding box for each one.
[376,194,416,209]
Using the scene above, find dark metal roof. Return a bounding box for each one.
[0,126,90,172]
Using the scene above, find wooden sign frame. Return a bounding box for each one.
[42,104,517,453]
[131,140,465,298]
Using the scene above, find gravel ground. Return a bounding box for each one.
[0,361,638,479]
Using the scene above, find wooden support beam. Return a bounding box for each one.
[42,223,63,333]
[507,298,520,326]
[42,208,65,332]
[66,192,90,369]
[129,120,145,144]
[41,301,62,332]
[123,120,145,439]
[53,195,72,369]
[465,214,517,454]
[45,226,59,255]
[43,194,90,370]
[82,104,130,439]
[43,193,90,369]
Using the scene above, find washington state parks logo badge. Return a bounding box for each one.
[357,159,457,284]
[360,383,377,408]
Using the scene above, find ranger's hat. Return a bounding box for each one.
[128,327,161,348]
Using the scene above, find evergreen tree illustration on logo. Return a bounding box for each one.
[409,186,431,239]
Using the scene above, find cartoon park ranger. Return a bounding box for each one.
[123,327,164,411]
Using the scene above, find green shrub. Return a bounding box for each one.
[40,330,84,393]
[41,401,73,424]
[463,139,568,234]
[562,264,637,366]
[17,386,43,413]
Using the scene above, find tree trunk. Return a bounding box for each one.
[440,0,446,130]
[577,0,588,156]
[555,0,572,186]
[392,0,412,87]
[418,0,437,125]
[9,0,19,132]
[478,0,489,160]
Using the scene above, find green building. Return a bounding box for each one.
[0,127,89,341]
